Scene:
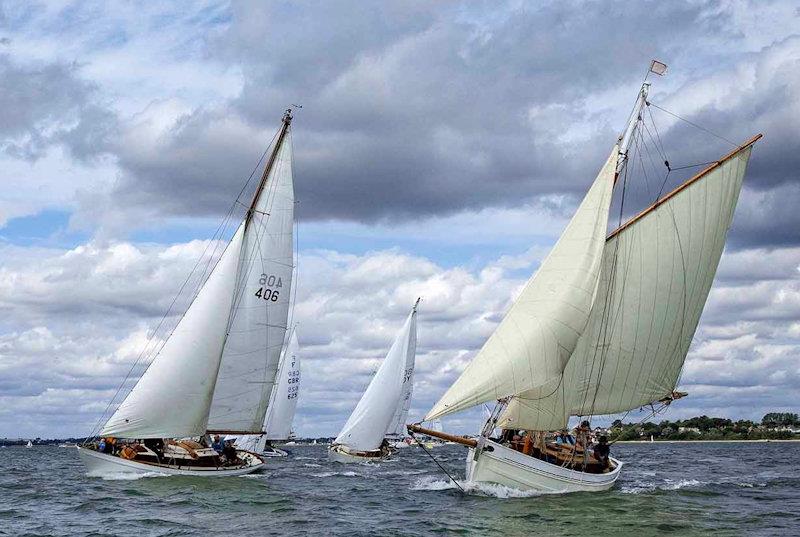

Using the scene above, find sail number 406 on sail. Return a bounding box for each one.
[255,273,282,301]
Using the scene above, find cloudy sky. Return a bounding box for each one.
[1,0,798,439]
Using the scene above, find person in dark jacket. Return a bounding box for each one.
[594,435,611,468]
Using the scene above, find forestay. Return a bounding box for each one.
[500,144,755,430]
[426,148,618,421]
[263,328,301,440]
[335,307,418,451]
[207,133,295,433]
[101,225,246,439]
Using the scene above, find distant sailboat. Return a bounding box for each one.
[78,109,297,477]
[26,440,33,448]
[330,300,419,463]
[235,328,301,457]
[411,62,761,493]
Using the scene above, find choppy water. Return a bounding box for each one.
[3,442,799,536]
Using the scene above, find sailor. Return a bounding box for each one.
[222,440,238,463]
[212,435,224,454]
[98,438,106,453]
[594,435,611,468]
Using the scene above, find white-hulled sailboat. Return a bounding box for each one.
[234,328,301,457]
[78,109,296,477]
[410,62,762,493]
[329,300,419,463]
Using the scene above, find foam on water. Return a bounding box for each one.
[622,478,703,494]
[411,476,545,498]
[88,470,170,481]
[311,471,360,478]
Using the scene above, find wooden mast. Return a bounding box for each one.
[245,108,293,228]
[407,423,478,447]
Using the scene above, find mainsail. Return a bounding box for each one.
[101,224,246,439]
[207,120,295,433]
[335,305,418,452]
[426,147,618,420]
[263,328,301,440]
[500,140,757,430]
[100,110,295,440]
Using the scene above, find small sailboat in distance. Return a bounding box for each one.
[26,440,33,448]
[410,62,762,493]
[78,109,296,477]
[235,328,301,457]
[330,300,419,463]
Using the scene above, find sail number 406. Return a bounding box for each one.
[255,273,282,302]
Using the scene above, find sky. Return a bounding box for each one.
[0,0,798,439]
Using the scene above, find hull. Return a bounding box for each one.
[328,445,390,464]
[77,447,264,477]
[261,446,289,458]
[465,439,622,493]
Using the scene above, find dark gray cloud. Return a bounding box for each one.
[103,0,796,228]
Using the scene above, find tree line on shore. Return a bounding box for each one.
[609,412,800,441]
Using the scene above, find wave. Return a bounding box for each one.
[621,478,703,494]
[410,476,544,498]
[311,471,360,478]
[89,471,170,481]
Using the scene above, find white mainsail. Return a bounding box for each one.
[426,147,618,421]
[385,317,417,438]
[207,132,295,433]
[335,305,418,452]
[500,144,755,430]
[101,224,246,439]
[263,328,301,440]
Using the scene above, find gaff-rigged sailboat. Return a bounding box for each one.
[410,63,762,493]
[329,300,419,463]
[78,109,296,477]
[234,328,301,457]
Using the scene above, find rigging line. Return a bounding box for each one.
[407,429,465,493]
[648,102,739,148]
[665,161,720,172]
[646,104,668,163]
[641,120,667,164]
[583,123,642,421]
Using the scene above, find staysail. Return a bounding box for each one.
[263,328,301,440]
[335,305,418,451]
[207,120,295,433]
[101,224,246,439]
[425,148,618,421]
[499,140,757,430]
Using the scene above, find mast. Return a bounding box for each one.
[246,108,293,227]
[616,82,649,177]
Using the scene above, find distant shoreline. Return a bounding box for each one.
[614,438,800,444]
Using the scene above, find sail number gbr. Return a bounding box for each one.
[255,273,283,302]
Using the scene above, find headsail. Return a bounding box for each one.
[207,116,295,433]
[263,328,301,440]
[425,148,618,421]
[101,224,246,439]
[335,305,418,451]
[499,139,758,430]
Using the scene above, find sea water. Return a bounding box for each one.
[3,442,798,536]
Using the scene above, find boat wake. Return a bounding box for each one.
[411,476,545,498]
[88,470,170,481]
[621,478,702,494]
[311,471,360,478]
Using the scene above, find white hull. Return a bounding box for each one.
[328,445,390,464]
[77,447,264,477]
[465,439,622,493]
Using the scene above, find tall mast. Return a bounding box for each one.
[246,108,293,226]
[616,82,649,177]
